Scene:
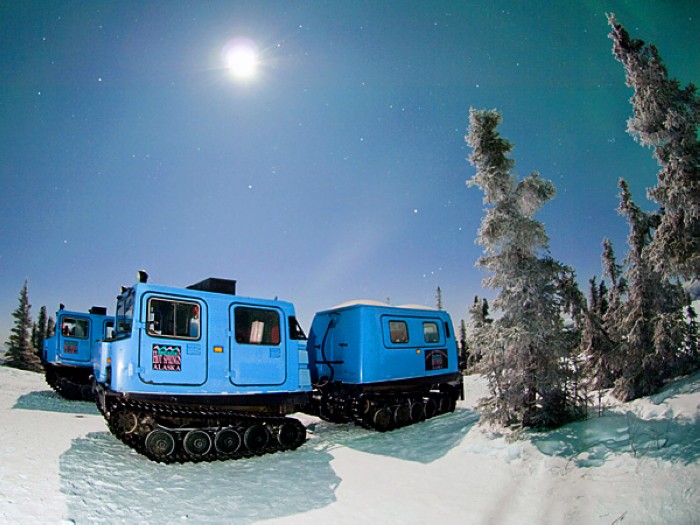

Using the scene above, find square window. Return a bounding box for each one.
[235,307,281,345]
[389,320,409,344]
[423,322,440,343]
[147,298,201,340]
[61,317,89,339]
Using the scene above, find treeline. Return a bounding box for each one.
[3,280,54,372]
[461,14,699,431]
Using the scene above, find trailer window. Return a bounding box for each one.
[423,322,440,343]
[389,321,409,344]
[61,317,89,339]
[235,307,280,345]
[147,298,201,340]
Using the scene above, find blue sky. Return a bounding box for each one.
[1,1,698,342]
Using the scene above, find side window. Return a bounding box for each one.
[116,288,134,337]
[389,320,409,344]
[104,321,115,339]
[423,322,440,343]
[147,298,201,340]
[289,316,307,341]
[61,317,89,339]
[235,307,281,345]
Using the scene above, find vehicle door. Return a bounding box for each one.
[138,295,207,386]
[229,304,286,386]
[57,314,91,363]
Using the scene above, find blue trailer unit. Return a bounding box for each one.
[307,301,463,431]
[43,306,114,400]
[93,275,311,463]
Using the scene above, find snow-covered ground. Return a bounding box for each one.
[0,367,698,524]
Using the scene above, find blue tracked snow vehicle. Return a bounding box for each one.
[93,274,311,463]
[42,306,114,400]
[93,273,464,463]
[307,301,463,431]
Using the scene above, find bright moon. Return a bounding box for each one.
[222,39,258,80]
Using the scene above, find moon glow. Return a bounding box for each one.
[222,38,259,80]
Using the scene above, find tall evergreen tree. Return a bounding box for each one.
[47,316,56,339]
[32,305,49,363]
[588,277,601,315]
[459,318,468,349]
[458,318,468,370]
[598,280,609,319]
[466,108,585,429]
[4,280,42,372]
[682,305,699,372]
[581,276,617,390]
[600,238,627,377]
[608,13,700,281]
[614,179,686,400]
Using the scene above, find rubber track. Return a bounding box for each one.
[44,367,94,401]
[102,397,307,464]
[318,390,457,432]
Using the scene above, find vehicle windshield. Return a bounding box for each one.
[115,288,135,338]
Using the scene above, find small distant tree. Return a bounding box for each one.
[458,319,468,370]
[466,108,586,430]
[608,13,700,281]
[459,318,468,349]
[435,286,443,310]
[465,296,490,369]
[4,280,42,372]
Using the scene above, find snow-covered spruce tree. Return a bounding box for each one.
[436,286,443,310]
[682,304,700,373]
[458,318,469,370]
[608,13,700,281]
[581,277,616,391]
[459,318,468,350]
[601,238,626,332]
[556,268,588,417]
[4,280,42,372]
[614,179,687,401]
[466,108,586,430]
[465,296,491,370]
[589,239,628,387]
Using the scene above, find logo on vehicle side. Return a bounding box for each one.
[425,349,448,371]
[152,345,182,371]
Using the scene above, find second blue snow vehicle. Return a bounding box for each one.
[307,301,463,431]
[93,274,310,463]
[42,306,114,400]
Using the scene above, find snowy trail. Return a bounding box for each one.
[0,368,698,524]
